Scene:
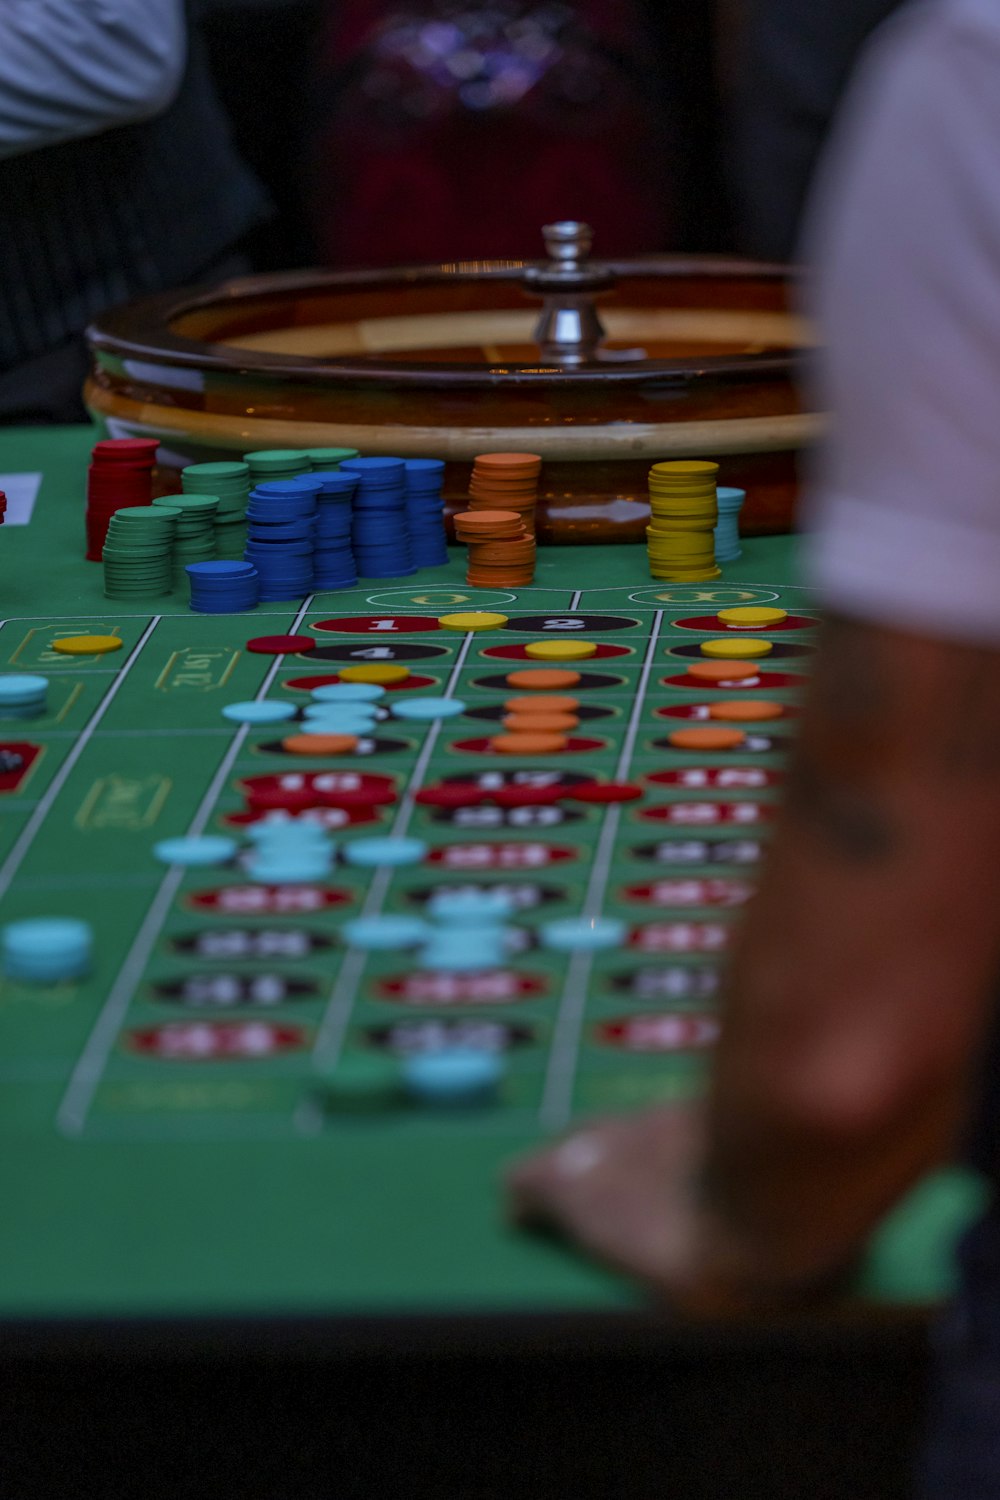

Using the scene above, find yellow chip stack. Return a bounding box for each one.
[646,460,721,581]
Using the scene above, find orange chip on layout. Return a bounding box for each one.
[491,731,568,755]
[503,711,579,733]
[708,699,784,723]
[282,733,359,755]
[505,668,582,691]
[685,659,760,684]
[666,726,746,751]
[503,694,580,715]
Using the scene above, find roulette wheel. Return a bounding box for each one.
[85,223,815,542]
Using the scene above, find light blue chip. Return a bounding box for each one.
[427,888,514,923]
[342,915,430,951]
[302,704,378,728]
[343,837,427,868]
[248,857,333,885]
[0,674,48,704]
[222,700,298,725]
[244,816,331,846]
[539,916,627,953]
[418,930,507,971]
[310,682,385,704]
[153,835,238,867]
[389,697,466,722]
[2,917,92,961]
[402,1048,504,1105]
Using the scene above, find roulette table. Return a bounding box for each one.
[0,423,981,1498]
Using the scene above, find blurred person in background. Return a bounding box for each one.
[0,0,270,424]
[510,3,1000,1495]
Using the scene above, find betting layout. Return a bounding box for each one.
[0,559,818,1137]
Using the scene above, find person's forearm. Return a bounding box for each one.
[0,0,186,159]
[703,615,1000,1292]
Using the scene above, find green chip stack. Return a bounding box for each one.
[181,461,251,561]
[102,505,179,598]
[153,493,218,586]
[646,460,721,582]
[244,450,312,483]
[304,447,360,471]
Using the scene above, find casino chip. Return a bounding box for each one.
[524,640,598,662]
[246,635,316,655]
[684,660,760,683]
[222,701,298,725]
[700,638,774,660]
[51,634,122,656]
[539,917,626,952]
[282,733,359,755]
[708,700,784,722]
[402,1048,504,1106]
[666,727,747,750]
[342,916,430,950]
[343,837,427,868]
[153,835,238,866]
[491,732,568,754]
[1,917,93,984]
[505,668,582,690]
[389,697,466,721]
[716,606,787,628]
[437,611,509,632]
[310,682,385,703]
[338,664,411,685]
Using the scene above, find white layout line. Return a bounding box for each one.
[55,599,316,1137]
[0,616,161,904]
[569,590,583,610]
[540,609,664,1131]
[300,632,477,1127]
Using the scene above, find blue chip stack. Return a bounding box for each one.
[404,459,449,568]
[0,674,48,719]
[341,457,415,579]
[244,476,321,600]
[186,560,260,613]
[311,471,359,590]
[2,917,93,984]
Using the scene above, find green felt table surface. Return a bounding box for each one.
[0,425,984,1323]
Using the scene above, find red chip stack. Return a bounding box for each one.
[85,438,159,560]
[0,491,7,526]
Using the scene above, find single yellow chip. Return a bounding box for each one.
[700,637,774,660]
[338,663,410,685]
[437,611,509,631]
[51,634,123,656]
[524,639,598,662]
[716,606,788,628]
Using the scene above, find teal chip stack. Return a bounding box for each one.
[304,447,359,471]
[1,917,93,984]
[0,674,48,719]
[102,505,179,598]
[181,461,251,560]
[154,493,217,585]
[714,486,746,563]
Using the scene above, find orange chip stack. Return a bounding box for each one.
[468,453,541,539]
[454,507,536,586]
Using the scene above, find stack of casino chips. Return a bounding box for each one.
[0,491,7,524]
[181,461,251,560]
[341,457,415,579]
[311,471,359,589]
[404,459,449,568]
[244,449,311,485]
[153,493,218,587]
[85,437,158,560]
[186,560,261,614]
[714,486,746,563]
[244,476,320,601]
[102,505,179,598]
[0,673,48,719]
[454,508,535,586]
[305,447,360,471]
[646,460,721,582]
[1,917,93,984]
[468,452,541,537]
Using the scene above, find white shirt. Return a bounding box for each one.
[804,0,1000,643]
[0,0,186,159]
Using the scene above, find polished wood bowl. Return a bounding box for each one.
[85,257,817,542]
